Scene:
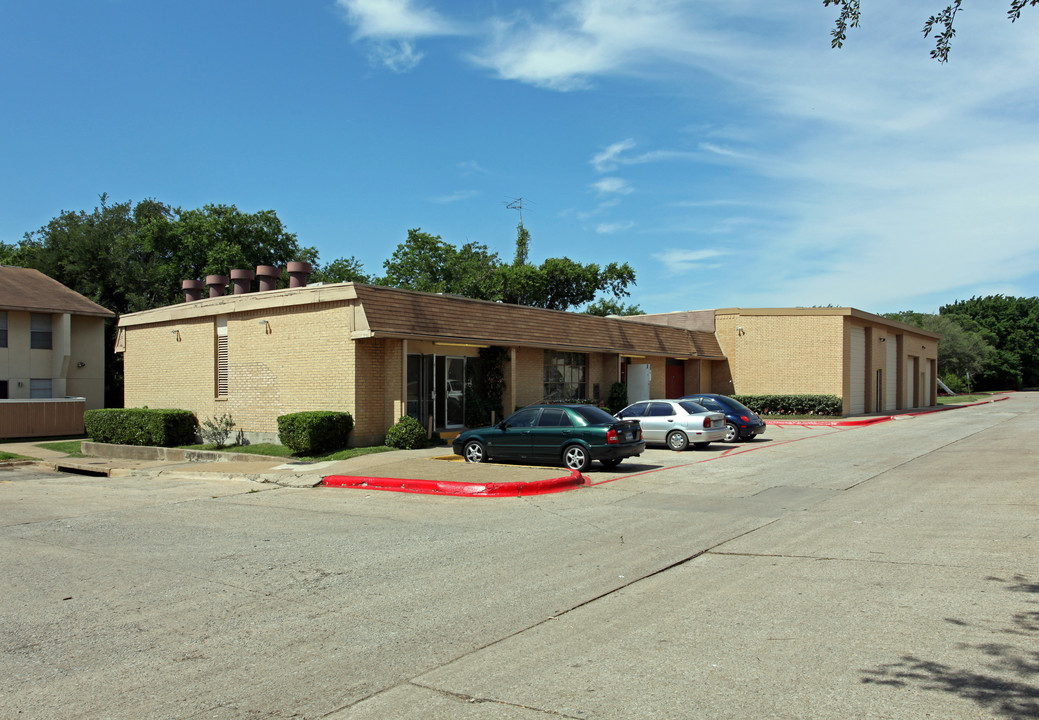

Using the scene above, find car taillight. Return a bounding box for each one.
[704,417,712,428]
[607,429,618,444]
[740,415,750,422]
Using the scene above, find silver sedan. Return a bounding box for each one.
[615,399,727,451]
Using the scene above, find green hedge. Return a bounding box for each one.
[84,408,197,446]
[277,411,354,455]
[731,394,843,416]
[385,415,428,449]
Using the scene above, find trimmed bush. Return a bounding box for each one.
[604,382,628,414]
[277,411,353,455]
[731,394,843,417]
[385,415,427,449]
[84,408,197,447]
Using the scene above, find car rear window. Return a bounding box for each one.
[679,401,708,414]
[570,405,617,426]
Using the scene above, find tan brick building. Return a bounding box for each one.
[116,281,724,446]
[117,277,941,446]
[633,307,940,416]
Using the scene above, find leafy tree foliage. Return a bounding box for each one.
[378,226,637,312]
[940,295,1039,389]
[885,311,994,391]
[825,0,1037,62]
[311,256,371,284]
[584,298,645,316]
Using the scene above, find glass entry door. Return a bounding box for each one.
[407,354,467,430]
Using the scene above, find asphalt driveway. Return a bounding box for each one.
[2,394,1036,719]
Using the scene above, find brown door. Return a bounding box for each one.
[665,363,685,398]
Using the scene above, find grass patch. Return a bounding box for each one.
[937,394,993,405]
[35,440,86,457]
[0,451,31,462]
[175,443,397,462]
[760,414,832,421]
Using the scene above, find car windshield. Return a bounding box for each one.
[570,405,617,426]
[678,401,708,414]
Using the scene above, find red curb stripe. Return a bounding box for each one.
[322,468,588,497]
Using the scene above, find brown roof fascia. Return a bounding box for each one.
[0,266,114,317]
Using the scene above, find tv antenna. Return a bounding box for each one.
[505,197,534,226]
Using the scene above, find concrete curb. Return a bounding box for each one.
[322,469,589,497]
[82,441,286,464]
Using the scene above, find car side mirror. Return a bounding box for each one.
[497,420,509,430]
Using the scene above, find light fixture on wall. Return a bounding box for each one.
[76,361,86,368]
[259,319,272,335]
[736,326,745,336]
[879,337,886,343]
[170,329,181,342]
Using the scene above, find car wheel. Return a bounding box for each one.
[601,458,622,469]
[463,440,486,463]
[666,430,689,451]
[563,445,591,472]
[693,442,710,449]
[723,422,739,443]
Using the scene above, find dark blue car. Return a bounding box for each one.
[678,394,766,443]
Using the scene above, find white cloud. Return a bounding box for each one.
[592,177,633,195]
[336,0,455,39]
[591,139,636,172]
[596,221,635,234]
[653,248,727,274]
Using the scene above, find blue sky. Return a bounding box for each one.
[2,1,1038,315]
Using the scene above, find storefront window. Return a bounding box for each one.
[543,350,587,401]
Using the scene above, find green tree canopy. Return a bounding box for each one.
[885,311,995,391]
[584,298,644,317]
[940,295,1039,389]
[377,225,637,312]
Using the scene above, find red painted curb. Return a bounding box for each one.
[322,468,588,497]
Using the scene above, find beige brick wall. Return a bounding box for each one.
[124,301,356,441]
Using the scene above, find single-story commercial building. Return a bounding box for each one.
[1,265,114,438]
[632,307,940,416]
[116,272,725,446]
[116,268,940,446]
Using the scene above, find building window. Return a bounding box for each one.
[30,378,52,398]
[0,311,7,347]
[30,313,52,349]
[215,318,228,398]
[543,350,587,401]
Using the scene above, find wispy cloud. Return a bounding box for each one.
[336,0,461,70]
[653,248,727,274]
[430,189,479,204]
[592,177,632,195]
[596,221,635,234]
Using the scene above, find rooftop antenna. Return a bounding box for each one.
[505,197,534,226]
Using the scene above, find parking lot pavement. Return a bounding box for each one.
[2,394,1036,719]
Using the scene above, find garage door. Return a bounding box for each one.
[849,326,866,415]
[885,334,898,411]
[923,359,932,407]
[907,357,917,408]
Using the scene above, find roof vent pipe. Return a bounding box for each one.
[256,265,282,292]
[230,269,255,295]
[287,261,313,288]
[182,279,204,302]
[206,274,229,298]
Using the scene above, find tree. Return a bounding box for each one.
[825,0,1038,61]
[584,298,644,317]
[311,256,371,284]
[378,226,637,312]
[940,295,1039,389]
[885,311,994,391]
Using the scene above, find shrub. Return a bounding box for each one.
[277,411,353,455]
[385,415,427,449]
[200,413,237,448]
[731,394,843,416]
[604,382,628,414]
[84,408,197,447]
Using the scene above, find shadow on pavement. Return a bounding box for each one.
[860,575,1039,719]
